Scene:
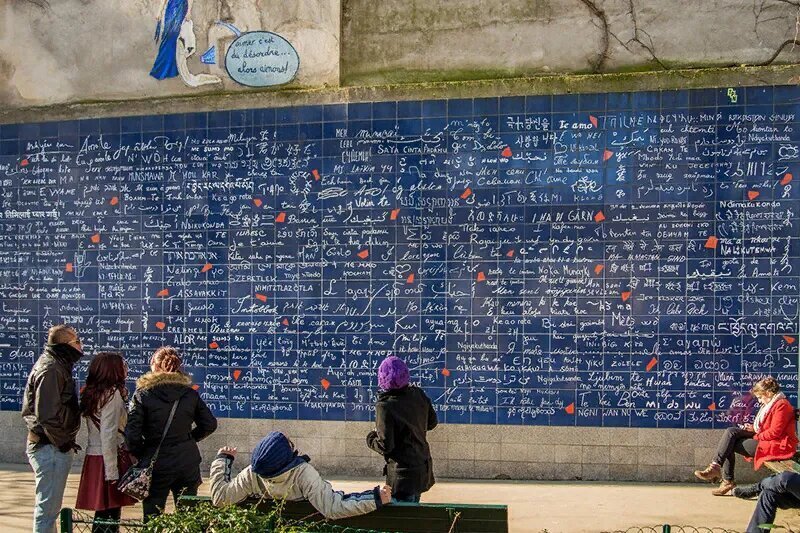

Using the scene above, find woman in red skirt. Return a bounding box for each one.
[76,352,137,532]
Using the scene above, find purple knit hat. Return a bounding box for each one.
[378,356,410,390]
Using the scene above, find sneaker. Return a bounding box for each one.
[733,484,761,499]
[694,463,722,482]
[712,479,736,496]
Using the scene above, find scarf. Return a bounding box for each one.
[753,392,786,432]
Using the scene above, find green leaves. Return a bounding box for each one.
[141,502,304,533]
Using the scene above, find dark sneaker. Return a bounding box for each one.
[733,484,761,499]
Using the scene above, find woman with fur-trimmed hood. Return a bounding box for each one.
[125,346,217,521]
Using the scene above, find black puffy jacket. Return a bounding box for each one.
[21,344,82,449]
[125,372,217,478]
[366,385,438,499]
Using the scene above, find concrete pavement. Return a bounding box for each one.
[0,463,768,532]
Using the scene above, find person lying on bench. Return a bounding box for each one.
[734,471,800,533]
[210,431,392,520]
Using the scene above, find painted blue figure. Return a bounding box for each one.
[150,0,192,80]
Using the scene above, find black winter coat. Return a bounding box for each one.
[125,371,217,481]
[22,344,82,450]
[366,385,438,499]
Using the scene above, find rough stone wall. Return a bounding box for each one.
[0,0,339,107]
[0,412,765,483]
[3,1,800,108]
[341,0,800,84]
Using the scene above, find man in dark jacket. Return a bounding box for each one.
[125,347,217,521]
[367,356,438,502]
[22,324,83,532]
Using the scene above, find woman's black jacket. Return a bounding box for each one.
[125,371,217,478]
[366,385,438,498]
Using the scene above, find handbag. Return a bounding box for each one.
[117,399,179,501]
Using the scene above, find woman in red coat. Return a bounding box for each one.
[695,377,798,496]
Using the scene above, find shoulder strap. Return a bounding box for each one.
[150,399,180,465]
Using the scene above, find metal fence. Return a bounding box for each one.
[613,524,739,533]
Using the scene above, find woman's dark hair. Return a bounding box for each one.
[151,346,182,373]
[79,351,127,417]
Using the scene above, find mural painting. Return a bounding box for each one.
[150,0,298,89]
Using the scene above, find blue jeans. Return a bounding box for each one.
[747,472,800,533]
[26,443,74,533]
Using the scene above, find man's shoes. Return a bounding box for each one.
[694,463,722,483]
[733,483,761,499]
[712,479,737,496]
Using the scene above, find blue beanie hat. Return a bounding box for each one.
[378,356,410,390]
[251,432,306,478]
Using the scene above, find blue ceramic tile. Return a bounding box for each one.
[0,123,19,139]
[526,95,552,114]
[79,119,100,135]
[606,91,632,110]
[348,102,372,120]
[185,112,208,129]
[661,89,689,108]
[276,106,297,124]
[372,101,396,119]
[141,115,163,132]
[632,91,659,110]
[0,140,17,156]
[299,122,323,140]
[397,100,422,118]
[397,118,422,136]
[553,93,580,112]
[18,123,39,138]
[579,92,606,111]
[254,108,275,125]
[229,109,248,127]
[689,88,717,107]
[323,104,346,122]
[208,111,231,128]
[39,122,59,137]
[297,105,323,123]
[499,96,525,115]
[421,99,446,117]
[473,97,498,116]
[276,124,297,140]
[774,85,800,104]
[447,98,473,117]
[163,114,185,130]
[120,115,142,132]
[99,117,120,134]
[745,86,773,106]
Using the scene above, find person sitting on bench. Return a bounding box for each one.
[733,471,800,532]
[210,431,392,520]
[694,377,798,495]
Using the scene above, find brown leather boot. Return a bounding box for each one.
[694,463,722,482]
[712,479,736,496]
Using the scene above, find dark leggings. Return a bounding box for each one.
[714,426,758,481]
[92,507,121,533]
[142,470,200,523]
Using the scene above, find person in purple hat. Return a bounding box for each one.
[367,356,438,503]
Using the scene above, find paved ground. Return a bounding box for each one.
[0,463,771,532]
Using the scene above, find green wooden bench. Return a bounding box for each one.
[764,451,800,475]
[178,495,509,533]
